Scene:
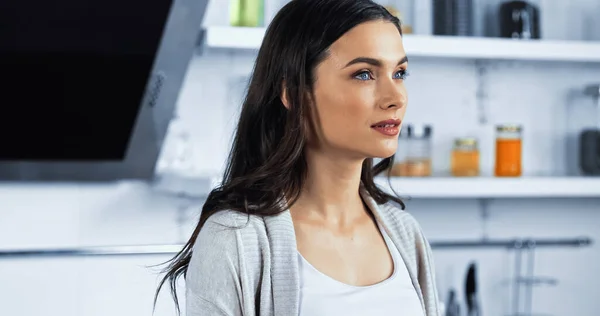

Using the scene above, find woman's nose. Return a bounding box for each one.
[379,81,407,110]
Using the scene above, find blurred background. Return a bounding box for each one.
[1,0,599,315]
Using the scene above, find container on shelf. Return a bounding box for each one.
[390,126,410,176]
[433,0,474,36]
[451,137,480,177]
[499,0,541,39]
[495,124,522,177]
[390,124,432,177]
[230,0,264,27]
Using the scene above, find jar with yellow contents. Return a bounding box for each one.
[451,137,480,177]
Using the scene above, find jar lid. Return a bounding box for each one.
[496,124,522,132]
[405,124,432,138]
[454,137,478,147]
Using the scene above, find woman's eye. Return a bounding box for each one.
[394,69,409,80]
[354,71,372,81]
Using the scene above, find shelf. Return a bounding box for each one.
[150,173,600,199]
[375,177,600,198]
[204,26,600,63]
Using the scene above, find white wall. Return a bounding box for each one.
[1,0,600,315]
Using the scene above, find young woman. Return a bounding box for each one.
[157,0,441,315]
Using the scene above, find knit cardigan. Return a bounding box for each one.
[186,187,441,315]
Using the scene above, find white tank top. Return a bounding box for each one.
[297,222,425,316]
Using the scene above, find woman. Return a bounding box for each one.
[156,0,440,315]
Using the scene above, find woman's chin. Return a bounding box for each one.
[370,147,397,159]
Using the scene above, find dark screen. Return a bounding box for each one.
[0,0,173,160]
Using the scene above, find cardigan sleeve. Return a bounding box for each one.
[405,214,442,316]
[185,213,245,316]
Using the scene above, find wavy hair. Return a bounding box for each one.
[154,0,404,313]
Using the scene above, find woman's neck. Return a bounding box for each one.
[292,149,367,226]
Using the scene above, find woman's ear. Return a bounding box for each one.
[280,80,291,110]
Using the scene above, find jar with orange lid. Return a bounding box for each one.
[495,124,522,177]
[451,137,480,177]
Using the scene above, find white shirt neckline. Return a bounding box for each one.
[296,221,399,289]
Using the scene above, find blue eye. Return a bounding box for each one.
[354,71,372,81]
[394,69,409,80]
[353,69,409,81]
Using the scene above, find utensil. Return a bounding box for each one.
[465,262,481,316]
[445,288,461,316]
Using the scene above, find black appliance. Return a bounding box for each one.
[0,0,208,181]
[499,1,540,39]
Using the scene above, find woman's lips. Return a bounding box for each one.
[371,119,401,136]
[371,124,400,136]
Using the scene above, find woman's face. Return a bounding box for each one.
[308,20,408,160]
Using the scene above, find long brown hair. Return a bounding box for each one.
[154,0,404,313]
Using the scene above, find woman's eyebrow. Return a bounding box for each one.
[343,55,408,68]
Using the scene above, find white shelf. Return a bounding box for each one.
[204,26,600,63]
[375,177,600,198]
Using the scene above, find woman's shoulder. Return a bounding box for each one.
[186,211,269,314]
[195,210,268,251]
[378,201,423,233]
[187,210,268,286]
[204,209,266,229]
[375,201,433,254]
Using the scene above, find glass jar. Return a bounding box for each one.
[390,126,410,176]
[495,124,522,177]
[451,137,479,177]
[391,124,432,177]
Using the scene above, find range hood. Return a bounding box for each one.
[0,0,209,181]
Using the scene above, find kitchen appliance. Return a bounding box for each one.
[499,0,541,39]
[580,84,600,175]
[0,0,208,181]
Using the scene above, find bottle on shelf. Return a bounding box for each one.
[230,0,264,27]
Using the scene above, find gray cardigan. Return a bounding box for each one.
[185,188,441,316]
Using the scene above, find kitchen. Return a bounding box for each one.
[1,0,599,315]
